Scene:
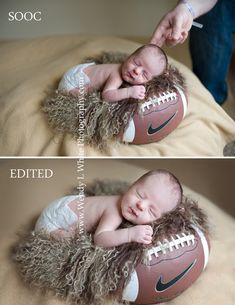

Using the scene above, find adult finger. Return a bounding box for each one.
[179,31,188,44]
[170,16,184,41]
[150,31,165,47]
[150,17,171,46]
[165,36,183,47]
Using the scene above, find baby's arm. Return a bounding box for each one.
[102,74,145,102]
[93,210,127,247]
[94,211,153,247]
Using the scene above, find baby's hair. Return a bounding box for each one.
[137,169,183,206]
[132,44,168,74]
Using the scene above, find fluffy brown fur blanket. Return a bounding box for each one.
[12,180,208,305]
[42,52,186,149]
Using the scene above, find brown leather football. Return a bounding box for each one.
[122,226,209,304]
[121,86,188,144]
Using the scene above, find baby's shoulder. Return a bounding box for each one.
[105,196,122,217]
[95,63,120,73]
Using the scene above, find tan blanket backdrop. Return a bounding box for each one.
[0,159,234,305]
[0,35,235,156]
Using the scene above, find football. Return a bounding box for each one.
[122,226,210,304]
[121,86,188,144]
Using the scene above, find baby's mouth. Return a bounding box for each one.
[129,207,138,217]
[128,71,135,80]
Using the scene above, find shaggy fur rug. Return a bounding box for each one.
[42,52,186,149]
[12,180,208,305]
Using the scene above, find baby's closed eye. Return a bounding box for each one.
[134,59,140,66]
[136,190,145,199]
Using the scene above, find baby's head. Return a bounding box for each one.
[121,44,168,85]
[121,169,182,225]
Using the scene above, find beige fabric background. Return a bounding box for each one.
[0,159,234,305]
[0,0,177,40]
[0,35,235,156]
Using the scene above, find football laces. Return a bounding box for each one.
[145,232,195,262]
[140,91,177,113]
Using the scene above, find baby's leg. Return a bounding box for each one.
[69,88,82,96]
[50,223,78,240]
[50,228,72,240]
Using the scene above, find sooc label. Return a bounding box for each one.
[8,11,42,21]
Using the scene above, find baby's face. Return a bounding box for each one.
[120,175,177,225]
[121,48,166,85]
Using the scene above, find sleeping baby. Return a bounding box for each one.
[58,44,168,102]
[35,169,182,248]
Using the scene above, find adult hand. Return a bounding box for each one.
[150,3,193,47]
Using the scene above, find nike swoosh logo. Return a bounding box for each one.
[147,112,177,135]
[156,259,196,292]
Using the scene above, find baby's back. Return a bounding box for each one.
[35,194,121,235]
[85,63,121,90]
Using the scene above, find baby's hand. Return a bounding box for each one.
[129,225,153,244]
[129,85,146,100]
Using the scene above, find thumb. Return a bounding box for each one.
[171,18,183,40]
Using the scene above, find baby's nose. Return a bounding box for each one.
[136,201,144,211]
[134,66,142,75]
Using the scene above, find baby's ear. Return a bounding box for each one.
[163,68,170,77]
[176,203,185,213]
